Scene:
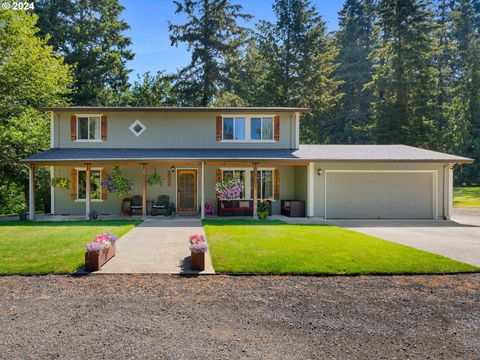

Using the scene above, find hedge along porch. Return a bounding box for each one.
[27,161,308,220]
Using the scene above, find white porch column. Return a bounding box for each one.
[442,164,454,220]
[253,163,258,219]
[28,165,35,220]
[85,164,91,220]
[201,162,205,219]
[306,162,314,217]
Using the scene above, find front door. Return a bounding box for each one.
[177,170,197,212]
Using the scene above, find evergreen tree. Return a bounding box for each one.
[253,0,342,143]
[128,71,177,107]
[450,0,480,183]
[368,0,439,147]
[35,0,134,105]
[169,0,252,106]
[333,0,375,144]
[433,0,456,151]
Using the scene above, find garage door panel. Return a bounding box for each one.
[326,172,433,219]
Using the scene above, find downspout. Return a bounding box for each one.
[443,163,455,220]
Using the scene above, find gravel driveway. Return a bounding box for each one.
[1,274,479,359]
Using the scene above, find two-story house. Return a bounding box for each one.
[23,106,472,220]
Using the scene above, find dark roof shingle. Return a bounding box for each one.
[23,145,473,164]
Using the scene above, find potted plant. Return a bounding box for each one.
[215,178,243,200]
[258,199,269,220]
[167,202,176,216]
[189,233,208,270]
[101,166,131,196]
[18,207,28,221]
[85,232,117,271]
[51,177,70,189]
[147,169,164,186]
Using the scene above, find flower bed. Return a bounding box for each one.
[189,233,208,270]
[85,233,117,271]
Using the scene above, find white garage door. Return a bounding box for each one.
[325,171,435,219]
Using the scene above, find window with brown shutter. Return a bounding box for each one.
[274,168,280,200]
[70,168,77,200]
[274,115,280,141]
[216,115,222,141]
[101,115,107,141]
[101,169,108,200]
[70,115,77,141]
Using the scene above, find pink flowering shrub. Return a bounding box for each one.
[189,233,208,253]
[86,232,117,252]
[215,178,243,200]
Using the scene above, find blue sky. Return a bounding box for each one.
[120,0,345,81]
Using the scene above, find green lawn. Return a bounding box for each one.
[203,220,478,275]
[454,187,480,207]
[0,220,140,275]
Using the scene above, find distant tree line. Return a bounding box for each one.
[0,0,479,214]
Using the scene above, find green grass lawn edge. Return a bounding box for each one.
[203,219,479,275]
[0,220,141,275]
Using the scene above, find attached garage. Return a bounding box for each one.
[324,170,436,219]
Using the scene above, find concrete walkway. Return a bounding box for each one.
[97,217,214,274]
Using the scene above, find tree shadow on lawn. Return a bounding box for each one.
[0,220,142,227]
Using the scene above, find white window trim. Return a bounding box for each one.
[129,119,147,137]
[221,115,276,143]
[75,114,103,142]
[75,167,104,202]
[220,167,275,201]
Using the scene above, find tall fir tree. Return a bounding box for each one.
[433,0,456,151]
[252,0,342,143]
[333,0,375,144]
[450,0,480,183]
[35,0,134,105]
[169,0,252,106]
[368,0,438,147]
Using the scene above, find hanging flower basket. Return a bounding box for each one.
[51,177,70,189]
[101,166,131,196]
[147,169,164,186]
[215,178,243,200]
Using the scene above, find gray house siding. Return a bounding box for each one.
[54,111,297,149]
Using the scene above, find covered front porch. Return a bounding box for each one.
[26,160,315,221]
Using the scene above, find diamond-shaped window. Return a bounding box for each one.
[129,120,146,137]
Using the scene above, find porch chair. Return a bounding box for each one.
[204,201,215,216]
[152,195,169,216]
[130,195,143,215]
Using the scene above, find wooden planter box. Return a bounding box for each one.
[191,252,205,271]
[85,244,116,271]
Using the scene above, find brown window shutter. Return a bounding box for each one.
[216,169,222,198]
[101,168,108,200]
[274,168,280,200]
[101,115,107,141]
[274,115,280,141]
[70,115,77,140]
[216,116,222,141]
[70,168,77,200]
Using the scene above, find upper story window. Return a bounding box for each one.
[221,115,275,142]
[223,117,246,140]
[77,116,100,141]
[251,117,273,140]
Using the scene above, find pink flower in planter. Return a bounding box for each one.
[86,232,117,252]
[189,233,208,253]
